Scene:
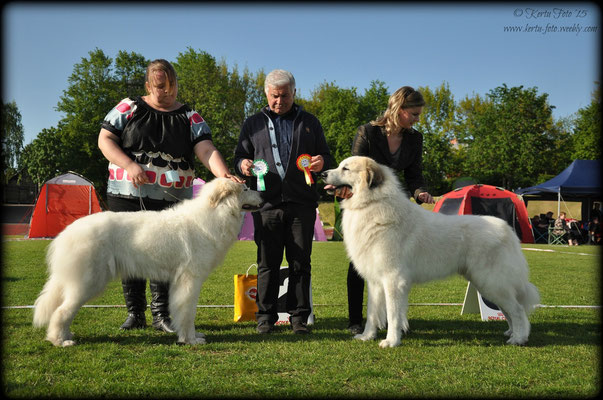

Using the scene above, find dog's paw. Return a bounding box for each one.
[48,337,76,347]
[177,336,207,345]
[353,333,375,341]
[176,330,207,345]
[401,319,410,334]
[506,335,528,346]
[379,338,400,348]
[191,336,207,345]
[503,328,513,337]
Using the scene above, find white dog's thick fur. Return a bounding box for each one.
[33,178,262,347]
[322,156,540,348]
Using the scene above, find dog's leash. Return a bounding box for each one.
[138,189,183,211]
[138,191,147,211]
[163,191,182,202]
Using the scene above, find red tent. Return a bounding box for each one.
[28,172,102,238]
[433,184,534,243]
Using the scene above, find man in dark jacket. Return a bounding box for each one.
[234,69,335,335]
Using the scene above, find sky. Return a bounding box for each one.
[2,2,600,146]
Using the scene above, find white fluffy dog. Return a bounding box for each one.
[33,178,262,347]
[322,156,540,348]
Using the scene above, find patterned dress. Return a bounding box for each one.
[101,96,211,202]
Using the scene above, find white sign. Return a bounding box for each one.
[276,266,315,325]
[461,281,506,321]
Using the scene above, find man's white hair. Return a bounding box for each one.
[264,69,296,93]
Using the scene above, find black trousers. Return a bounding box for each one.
[347,262,365,326]
[106,195,174,213]
[252,203,316,324]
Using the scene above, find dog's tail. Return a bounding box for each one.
[33,275,64,328]
[33,239,65,328]
[519,282,540,316]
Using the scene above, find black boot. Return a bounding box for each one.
[120,279,147,330]
[150,281,175,333]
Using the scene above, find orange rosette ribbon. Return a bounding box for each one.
[296,154,314,186]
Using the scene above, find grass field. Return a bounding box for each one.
[2,238,600,398]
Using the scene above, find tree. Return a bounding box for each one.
[241,67,266,118]
[19,127,65,185]
[571,85,601,160]
[301,82,364,163]
[19,46,590,198]
[173,48,262,180]
[114,50,148,99]
[2,101,25,183]
[449,94,491,187]
[539,116,574,181]
[54,49,148,194]
[454,93,490,144]
[358,80,389,123]
[414,83,457,194]
[461,84,555,189]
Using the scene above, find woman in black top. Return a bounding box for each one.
[334,86,435,334]
[98,59,241,333]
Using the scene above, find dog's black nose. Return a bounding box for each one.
[321,171,329,179]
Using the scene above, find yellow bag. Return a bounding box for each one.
[233,264,258,322]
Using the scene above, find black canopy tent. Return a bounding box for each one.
[515,160,601,221]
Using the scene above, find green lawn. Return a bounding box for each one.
[2,239,600,398]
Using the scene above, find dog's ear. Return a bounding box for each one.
[367,162,384,189]
[209,180,239,208]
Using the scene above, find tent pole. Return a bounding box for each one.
[557,190,561,217]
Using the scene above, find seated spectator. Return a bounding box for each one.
[553,212,575,245]
[567,218,582,246]
[537,213,549,230]
[545,211,554,226]
[589,217,601,245]
[531,215,547,243]
[580,220,589,241]
[532,215,540,226]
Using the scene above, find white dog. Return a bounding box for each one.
[33,178,262,347]
[322,156,540,348]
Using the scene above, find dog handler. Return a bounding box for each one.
[234,69,335,334]
[98,59,242,333]
[333,86,435,334]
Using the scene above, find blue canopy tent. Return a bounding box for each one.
[515,160,601,221]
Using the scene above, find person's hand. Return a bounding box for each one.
[225,173,245,184]
[310,155,324,172]
[417,192,435,204]
[324,184,353,199]
[240,159,254,176]
[126,162,149,188]
[336,186,353,199]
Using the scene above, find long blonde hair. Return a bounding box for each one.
[371,86,425,135]
[145,59,178,96]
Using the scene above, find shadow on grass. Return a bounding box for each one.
[33,315,599,348]
[1,276,24,283]
[389,318,600,347]
[195,317,600,347]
